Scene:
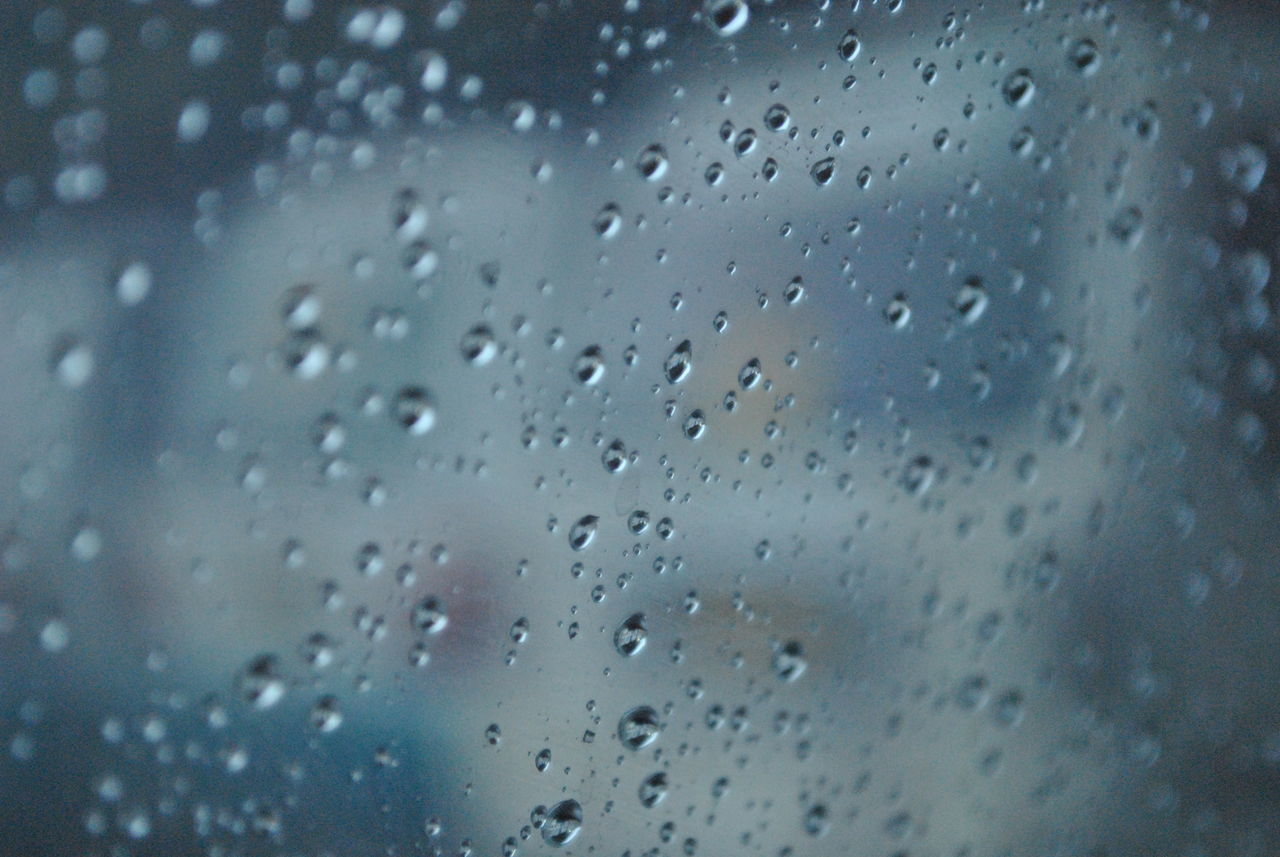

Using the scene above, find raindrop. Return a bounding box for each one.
[309,696,343,732]
[837,29,861,62]
[902,456,935,496]
[392,188,429,242]
[1219,143,1267,194]
[763,103,791,132]
[1001,68,1036,108]
[602,439,628,473]
[619,705,662,750]
[1108,206,1144,247]
[237,655,286,710]
[614,613,648,656]
[954,277,989,325]
[627,510,650,534]
[704,0,748,37]
[594,203,622,239]
[783,277,804,304]
[683,410,706,440]
[637,144,669,181]
[116,261,152,306]
[460,324,497,366]
[1067,38,1100,75]
[52,339,94,389]
[664,340,693,383]
[569,515,599,551]
[638,772,668,808]
[773,640,807,682]
[540,799,583,847]
[281,284,321,330]
[885,294,912,329]
[739,358,762,389]
[804,804,830,837]
[810,157,836,186]
[412,596,448,634]
[573,345,606,385]
[394,387,437,435]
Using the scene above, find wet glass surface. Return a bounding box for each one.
[1,2,1279,855]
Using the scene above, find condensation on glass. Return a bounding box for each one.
[1,1,1278,856]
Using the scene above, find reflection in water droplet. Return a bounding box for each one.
[614,613,648,656]
[1002,68,1036,108]
[837,29,861,62]
[540,799,583,846]
[637,144,669,181]
[773,640,807,682]
[569,515,599,551]
[237,654,286,710]
[394,387,437,435]
[704,0,748,37]
[639,772,668,808]
[810,157,836,186]
[619,705,662,749]
[664,340,693,383]
[412,597,448,634]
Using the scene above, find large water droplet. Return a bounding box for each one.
[569,515,599,551]
[1001,68,1036,108]
[664,340,693,383]
[619,705,662,750]
[614,613,648,656]
[540,799,583,847]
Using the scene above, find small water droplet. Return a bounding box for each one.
[237,654,286,710]
[614,613,648,656]
[393,387,437,435]
[412,596,448,633]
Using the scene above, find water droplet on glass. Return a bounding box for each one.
[116,261,152,306]
[52,339,94,389]
[704,0,748,37]
[602,439,628,473]
[1219,142,1267,194]
[954,277,989,325]
[394,387,437,435]
[572,345,605,385]
[569,515,599,551]
[237,654,286,710]
[763,103,791,132]
[636,144,669,181]
[309,696,343,732]
[1001,68,1036,108]
[639,772,668,808]
[664,340,693,383]
[540,799,583,847]
[412,596,448,633]
[837,29,861,62]
[460,324,496,366]
[1067,38,1100,75]
[614,613,648,656]
[594,203,622,239]
[885,294,912,329]
[772,640,807,682]
[810,157,836,187]
[619,705,662,750]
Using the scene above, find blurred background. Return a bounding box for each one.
[1,1,1279,855]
